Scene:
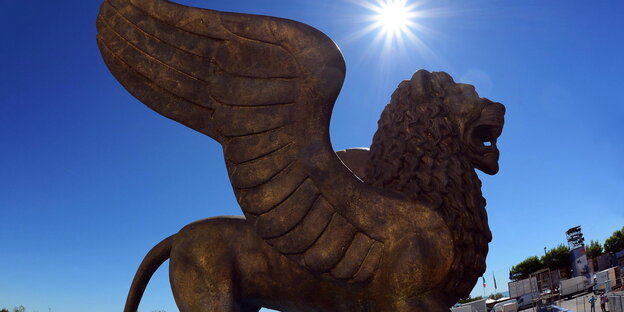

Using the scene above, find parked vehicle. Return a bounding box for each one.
[493,299,518,312]
[516,293,539,310]
[593,268,617,294]
[559,276,592,298]
[450,299,487,312]
[509,277,538,298]
[450,305,473,312]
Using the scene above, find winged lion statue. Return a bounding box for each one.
[95,0,506,311]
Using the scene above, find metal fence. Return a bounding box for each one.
[522,292,624,312]
[608,292,624,312]
[555,295,592,312]
[530,292,624,312]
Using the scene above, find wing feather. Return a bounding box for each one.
[214,104,293,138]
[98,17,218,109]
[266,196,335,254]
[253,180,320,238]
[235,165,307,215]
[97,0,448,283]
[223,126,294,164]
[330,233,374,279]
[303,213,357,273]
[352,242,384,282]
[97,33,217,137]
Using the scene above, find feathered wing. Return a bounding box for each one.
[96,0,445,282]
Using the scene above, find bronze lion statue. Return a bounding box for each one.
[96,0,505,311]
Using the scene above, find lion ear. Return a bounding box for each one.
[409,70,455,98]
[410,70,434,96]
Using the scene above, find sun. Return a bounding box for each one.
[350,0,431,56]
[374,0,413,34]
[368,0,421,46]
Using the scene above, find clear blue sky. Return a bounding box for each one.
[1,0,622,311]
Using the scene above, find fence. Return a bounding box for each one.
[528,292,624,312]
[555,295,591,312]
[608,292,624,312]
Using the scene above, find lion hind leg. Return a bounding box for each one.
[169,244,241,311]
[169,219,258,312]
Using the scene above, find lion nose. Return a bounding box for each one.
[487,101,506,115]
[481,102,505,126]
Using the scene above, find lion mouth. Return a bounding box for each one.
[467,102,505,175]
[472,124,502,153]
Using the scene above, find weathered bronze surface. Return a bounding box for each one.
[96,0,506,311]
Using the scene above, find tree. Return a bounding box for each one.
[510,256,542,280]
[604,226,624,253]
[1,309,9,312]
[458,296,483,304]
[586,240,603,259]
[13,306,25,312]
[489,293,504,300]
[541,244,571,272]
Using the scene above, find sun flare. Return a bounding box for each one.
[369,0,420,45]
[350,0,432,56]
[374,0,412,33]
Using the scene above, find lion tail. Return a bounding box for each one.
[124,235,174,312]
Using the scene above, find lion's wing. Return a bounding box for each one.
[96,0,443,282]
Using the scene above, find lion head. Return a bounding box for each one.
[365,70,505,301]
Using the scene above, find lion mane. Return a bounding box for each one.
[365,71,491,301]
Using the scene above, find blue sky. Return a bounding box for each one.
[1,0,623,311]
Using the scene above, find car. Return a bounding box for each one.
[516,293,539,310]
[493,299,518,312]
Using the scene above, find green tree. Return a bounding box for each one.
[458,296,483,304]
[510,256,542,280]
[12,306,25,312]
[541,244,571,272]
[604,226,624,253]
[489,293,504,300]
[586,240,603,259]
